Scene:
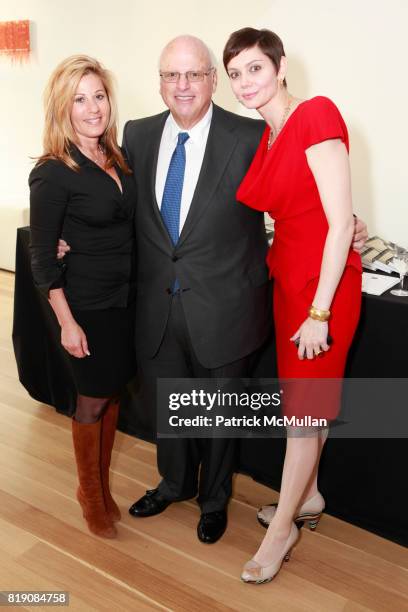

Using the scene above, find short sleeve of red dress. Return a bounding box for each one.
[298,96,349,151]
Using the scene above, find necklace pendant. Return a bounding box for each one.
[266,93,294,151]
[267,130,274,151]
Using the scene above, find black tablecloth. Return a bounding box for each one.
[12,227,407,546]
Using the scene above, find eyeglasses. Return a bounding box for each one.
[159,68,215,83]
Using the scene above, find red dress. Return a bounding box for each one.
[237,97,362,419]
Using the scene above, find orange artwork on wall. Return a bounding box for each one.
[0,20,30,61]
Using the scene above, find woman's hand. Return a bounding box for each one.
[352,216,368,253]
[61,321,90,358]
[290,318,330,360]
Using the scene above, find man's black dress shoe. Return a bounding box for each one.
[197,509,227,543]
[128,488,171,517]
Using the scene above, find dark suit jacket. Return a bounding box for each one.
[123,103,271,368]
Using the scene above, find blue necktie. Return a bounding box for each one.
[160,132,190,245]
[161,132,189,292]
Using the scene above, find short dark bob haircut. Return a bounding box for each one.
[223,27,287,87]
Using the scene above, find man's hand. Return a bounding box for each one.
[57,239,70,259]
[352,217,368,253]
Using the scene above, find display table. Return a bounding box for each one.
[12,227,407,545]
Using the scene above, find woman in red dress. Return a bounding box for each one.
[223,28,362,583]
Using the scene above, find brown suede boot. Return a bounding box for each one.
[72,418,117,538]
[100,400,121,522]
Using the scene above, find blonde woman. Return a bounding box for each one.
[29,56,136,538]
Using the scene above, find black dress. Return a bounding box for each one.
[29,146,137,397]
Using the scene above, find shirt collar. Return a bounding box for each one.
[167,102,213,143]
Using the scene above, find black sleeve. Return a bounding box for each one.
[29,165,69,298]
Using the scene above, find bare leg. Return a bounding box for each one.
[298,426,328,505]
[253,430,320,567]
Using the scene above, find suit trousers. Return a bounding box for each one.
[137,293,257,513]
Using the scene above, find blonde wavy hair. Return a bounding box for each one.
[37,54,130,173]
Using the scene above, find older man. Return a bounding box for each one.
[122,35,367,543]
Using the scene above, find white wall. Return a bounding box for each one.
[1,0,407,270]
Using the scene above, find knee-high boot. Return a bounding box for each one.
[100,400,121,522]
[72,418,117,538]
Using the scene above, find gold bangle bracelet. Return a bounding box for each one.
[308,305,331,322]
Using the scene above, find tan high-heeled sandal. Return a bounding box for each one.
[241,522,299,584]
[257,492,325,531]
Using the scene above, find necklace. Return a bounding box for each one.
[80,143,106,167]
[267,94,294,150]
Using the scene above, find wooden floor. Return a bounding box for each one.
[0,269,407,612]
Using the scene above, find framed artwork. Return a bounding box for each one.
[0,20,30,61]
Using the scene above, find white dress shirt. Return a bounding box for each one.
[155,103,213,234]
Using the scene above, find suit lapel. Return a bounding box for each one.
[177,104,238,248]
[145,111,173,246]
